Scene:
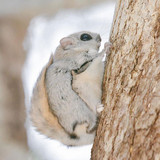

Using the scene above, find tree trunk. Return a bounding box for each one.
[91,0,160,160]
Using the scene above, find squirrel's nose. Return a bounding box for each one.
[96,35,101,42]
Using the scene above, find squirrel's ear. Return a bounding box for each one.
[60,37,74,50]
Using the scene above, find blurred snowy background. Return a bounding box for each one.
[0,0,115,160]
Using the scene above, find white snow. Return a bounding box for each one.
[22,2,115,160]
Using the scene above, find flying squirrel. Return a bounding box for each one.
[30,31,112,146]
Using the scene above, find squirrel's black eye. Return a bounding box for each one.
[80,33,92,41]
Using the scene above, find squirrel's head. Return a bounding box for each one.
[60,31,101,50]
[54,31,101,61]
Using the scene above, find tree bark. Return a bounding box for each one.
[92,0,160,160]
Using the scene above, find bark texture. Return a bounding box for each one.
[92,0,160,160]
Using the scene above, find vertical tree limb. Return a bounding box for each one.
[92,0,160,159]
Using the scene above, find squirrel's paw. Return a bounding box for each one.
[96,103,104,113]
[74,122,88,136]
[104,42,112,54]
